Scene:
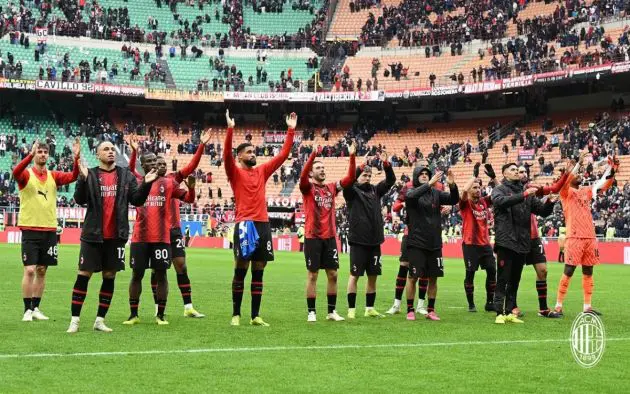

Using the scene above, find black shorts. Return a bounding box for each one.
[130,242,172,271]
[408,247,444,278]
[399,235,409,263]
[170,228,186,259]
[304,237,339,272]
[462,244,496,272]
[233,221,274,262]
[78,240,126,272]
[21,230,58,266]
[526,238,547,265]
[349,244,382,277]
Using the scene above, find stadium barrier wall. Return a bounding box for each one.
[1,61,629,102]
[2,227,629,264]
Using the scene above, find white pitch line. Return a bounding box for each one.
[1,338,629,360]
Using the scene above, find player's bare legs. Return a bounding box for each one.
[230,259,249,325]
[21,266,36,321]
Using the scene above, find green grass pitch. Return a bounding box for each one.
[0,244,629,392]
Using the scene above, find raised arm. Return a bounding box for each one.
[12,153,32,190]
[440,183,460,206]
[128,168,156,207]
[541,170,569,195]
[299,151,316,194]
[73,169,89,206]
[52,155,80,186]
[460,177,477,202]
[376,158,395,197]
[592,165,614,197]
[338,147,356,189]
[177,130,210,181]
[492,184,538,209]
[223,110,237,181]
[174,176,196,203]
[263,113,297,179]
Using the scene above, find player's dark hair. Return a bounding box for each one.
[139,152,156,164]
[502,162,517,173]
[95,140,113,152]
[236,142,253,154]
[35,142,50,151]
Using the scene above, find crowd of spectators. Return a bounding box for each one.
[1,0,330,53]
[359,0,511,48]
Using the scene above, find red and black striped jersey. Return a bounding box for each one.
[132,176,193,243]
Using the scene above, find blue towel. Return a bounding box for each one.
[239,221,260,260]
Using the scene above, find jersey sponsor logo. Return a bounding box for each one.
[571,312,605,368]
[144,195,166,207]
[100,184,117,197]
[314,189,334,210]
[37,189,48,200]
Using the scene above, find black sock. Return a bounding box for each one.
[177,272,192,305]
[428,298,436,313]
[71,275,89,317]
[327,293,336,314]
[366,292,376,308]
[536,280,548,311]
[24,298,32,312]
[232,268,247,316]
[347,292,357,309]
[32,297,41,310]
[395,265,409,301]
[407,299,414,313]
[486,279,496,305]
[150,272,158,305]
[307,297,316,313]
[97,278,115,318]
[251,270,264,319]
[464,281,475,307]
[157,299,167,319]
[418,277,429,300]
[129,298,139,317]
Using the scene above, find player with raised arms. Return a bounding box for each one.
[404,167,459,321]
[554,154,617,316]
[123,151,195,326]
[225,109,298,326]
[300,141,356,322]
[459,163,496,313]
[343,152,395,319]
[14,138,80,321]
[128,130,212,318]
